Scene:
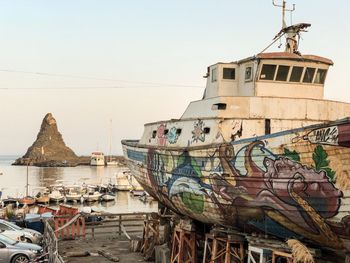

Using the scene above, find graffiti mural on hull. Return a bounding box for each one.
[123,121,350,250]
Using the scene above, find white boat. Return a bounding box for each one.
[101,193,115,201]
[122,2,350,253]
[83,191,102,202]
[106,160,119,166]
[115,170,143,191]
[90,152,105,166]
[49,190,64,203]
[65,186,83,202]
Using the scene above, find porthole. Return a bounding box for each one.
[203,127,210,134]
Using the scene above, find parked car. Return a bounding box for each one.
[0,230,25,243]
[0,233,43,263]
[0,220,42,244]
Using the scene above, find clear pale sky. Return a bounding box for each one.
[0,0,349,155]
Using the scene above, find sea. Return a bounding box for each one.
[0,155,158,214]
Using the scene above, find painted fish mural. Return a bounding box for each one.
[122,120,350,251]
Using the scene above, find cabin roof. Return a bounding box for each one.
[208,52,333,68]
[255,52,333,65]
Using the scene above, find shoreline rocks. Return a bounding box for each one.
[13,113,80,167]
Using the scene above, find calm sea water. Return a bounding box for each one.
[0,156,158,214]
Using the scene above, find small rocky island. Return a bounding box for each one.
[13,113,83,167]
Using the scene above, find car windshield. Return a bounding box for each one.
[0,234,17,245]
[8,223,22,231]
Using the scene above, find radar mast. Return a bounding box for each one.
[272,0,310,54]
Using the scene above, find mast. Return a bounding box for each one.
[109,119,112,162]
[272,0,310,54]
[26,159,29,197]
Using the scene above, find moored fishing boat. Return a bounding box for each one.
[18,196,36,206]
[65,185,83,202]
[49,187,65,203]
[101,192,115,202]
[122,3,350,252]
[34,187,50,204]
[90,152,105,166]
[83,187,102,202]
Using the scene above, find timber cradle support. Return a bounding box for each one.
[170,227,197,263]
[142,218,161,260]
[202,233,245,263]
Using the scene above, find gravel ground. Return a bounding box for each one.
[59,237,153,263]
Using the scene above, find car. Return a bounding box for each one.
[0,233,43,263]
[0,220,42,244]
[0,230,25,243]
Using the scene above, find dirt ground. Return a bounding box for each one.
[59,237,153,263]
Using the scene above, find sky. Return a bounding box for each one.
[0,0,349,156]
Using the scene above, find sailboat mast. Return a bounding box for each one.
[26,160,29,197]
[109,119,112,162]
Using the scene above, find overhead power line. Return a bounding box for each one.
[0,69,204,89]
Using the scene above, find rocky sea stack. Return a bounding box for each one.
[13,113,80,167]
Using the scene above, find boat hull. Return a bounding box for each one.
[101,194,115,201]
[122,119,350,251]
[65,195,82,202]
[35,196,50,204]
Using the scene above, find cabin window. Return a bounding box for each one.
[176,129,182,135]
[265,119,271,135]
[303,67,316,83]
[289,66,303,82]
[314,69,327,84]
[212,103,227,110]
[152,130,156,138]
[276,65,290,81]
[203,127,210,134]
[211,68,217,82]
[223,68,235,80]
[245,66,253,81]
[260,64,277,80]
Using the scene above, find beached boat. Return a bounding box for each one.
[90,152,105,166]
[122,4,350,251]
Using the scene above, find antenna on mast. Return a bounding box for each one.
[272,0,295,29]
[271,0,310,54]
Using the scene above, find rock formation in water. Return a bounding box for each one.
[13,113,79,167]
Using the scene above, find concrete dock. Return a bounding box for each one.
[59,237,151,263]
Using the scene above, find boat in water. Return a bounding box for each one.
[122,4,350,252]
[83,186,102,202]
[18,196,35,206]
[65,185,83,202]
[90,152,105,166]
[34,187,50,204]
